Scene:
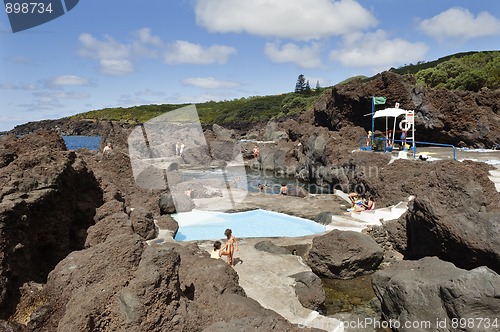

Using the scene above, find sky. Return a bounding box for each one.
[0,0,499,131]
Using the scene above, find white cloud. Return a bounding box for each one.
[264,42,323,69]
[78,33,131,60]
[79,33,134,75]
[164,40,237,65]
[195,0,377,40]
[182,77,241,89]
[100,59,134,76]
[78,29,237,75]
[330,30,428,70]
[133,28,163,46]
[33,91,90,100]
[0,82,38,90]
[19,91,90,111]
[419,8,500,41]
[133,28,163,58]
[48,75,90,88]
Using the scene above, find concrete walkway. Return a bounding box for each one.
[201,238,344,332]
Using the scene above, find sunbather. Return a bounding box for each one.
[347,193,375,212]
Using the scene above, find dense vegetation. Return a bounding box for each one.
[391,51,500,91]
[73,51,499,126]
[74,89,324,126]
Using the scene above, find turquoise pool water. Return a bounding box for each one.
[173,209,325,241]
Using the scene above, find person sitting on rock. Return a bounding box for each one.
[347,194,374,212]
[347,192,362,211]
[360,195,375,211]
[210,241,222,259]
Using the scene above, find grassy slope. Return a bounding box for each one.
[73,91,325,127]
[72,51,499,127]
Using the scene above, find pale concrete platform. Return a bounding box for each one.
[200,238,344,332]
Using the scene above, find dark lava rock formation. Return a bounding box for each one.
[0,131,103,319]
[372,257,500,332]
[306,230,384,279]
[0,129,314,331]
[314,71,500,148]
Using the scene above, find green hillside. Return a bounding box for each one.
[73,90,324,127]
[390,50,500,91]
[73,51,500,127]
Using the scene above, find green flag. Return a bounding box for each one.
[373,96,386,105]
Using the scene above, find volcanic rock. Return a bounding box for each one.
[0,130,103,319]
[289,271,326,311]
[306,230,384,279]
[313,71,500,148]
[130,206,158,240]
[372,257,500,332]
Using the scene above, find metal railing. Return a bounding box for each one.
[359,137,457,160]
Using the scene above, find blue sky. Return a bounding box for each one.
[1,0,499,131]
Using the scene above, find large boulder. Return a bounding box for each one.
[130,206,158,240]
[372,257,500,332]
[289,271,326,311]
[405,198,500,273]
[208,140,240,161]
[306,230,384,279]
[212,124,236,140]
[159,192,195,214]
[321,154,500,273]
[254,240,290,255]
[85,212,134,247]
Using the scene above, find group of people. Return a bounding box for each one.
[211,228,238,267]
[347,192,375,212]
[256,182,288,195]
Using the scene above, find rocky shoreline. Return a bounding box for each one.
[1,71,500,331]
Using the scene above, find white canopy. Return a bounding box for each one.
[373,108,407,118]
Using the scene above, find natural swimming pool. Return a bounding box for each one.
[173,209,325,241]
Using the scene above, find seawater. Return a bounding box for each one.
[63,136,101,151]
[180,167,332,195]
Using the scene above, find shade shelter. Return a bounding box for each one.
[373,107,415,152]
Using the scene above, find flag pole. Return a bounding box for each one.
[371,96,375,142]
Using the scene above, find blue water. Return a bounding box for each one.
[173,209,325,241]
[63,136,101,150]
